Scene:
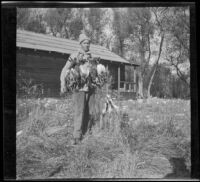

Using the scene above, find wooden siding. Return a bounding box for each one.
[17,49,126,97]
[17,50,66,96]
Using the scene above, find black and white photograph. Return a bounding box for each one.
[2,2,198,180]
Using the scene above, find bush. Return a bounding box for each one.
[17,70,44,99]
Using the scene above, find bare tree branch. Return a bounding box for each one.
[166,56,190,87]
[152,8,163,33]
[174,33,189,56]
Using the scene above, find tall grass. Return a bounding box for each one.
[16,96,191,179]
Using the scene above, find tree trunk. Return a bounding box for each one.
[137,71,144,98]
[142,34,151,77]
[147,63,158,98]
[138,46,146,99]
[147,34,165,98]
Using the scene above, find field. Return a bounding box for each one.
[16,95,191,179]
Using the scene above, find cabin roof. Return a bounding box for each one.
[17,30,139,66]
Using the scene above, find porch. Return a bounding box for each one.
[104,64,138,100]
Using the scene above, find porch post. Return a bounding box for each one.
[106,64,109,95]
[118,66,120,99]
[133,66,137,92]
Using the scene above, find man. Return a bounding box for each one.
[60,34,96,145]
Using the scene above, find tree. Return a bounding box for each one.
[68,9,84,40]
[164,7,190,87]
[112,8,130,57]
[125,8,155,98]
[76,8,110,46]
[44,8,72,38]
[17,8,30,29]
[17,8,46,33]
[16,7,190,99]
[87,8,107,44]
[143,7,179,98]
[44,8,86,40]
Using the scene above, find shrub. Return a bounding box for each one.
[17,70,44,99]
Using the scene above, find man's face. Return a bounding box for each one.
[81,40,90,52]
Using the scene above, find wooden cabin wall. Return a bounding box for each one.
[17,48,127,97]
[17,49,68,97]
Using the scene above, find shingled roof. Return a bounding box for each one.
[17,30,139,66]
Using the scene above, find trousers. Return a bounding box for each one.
[73,90,96,139]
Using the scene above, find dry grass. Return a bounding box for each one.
[16,95,191,179]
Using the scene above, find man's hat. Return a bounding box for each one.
[79,33,91,44]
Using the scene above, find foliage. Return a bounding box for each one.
[144,63,190,99]
[17,70,44,98]
[17,8,30,29]
[16,7,190,99]
[17,8,46,33]
[44,8,80,38]
[112,8,130,56]
[163,7,190,87]
[86,8,107,44]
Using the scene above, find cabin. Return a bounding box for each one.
[16,30,139,98]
